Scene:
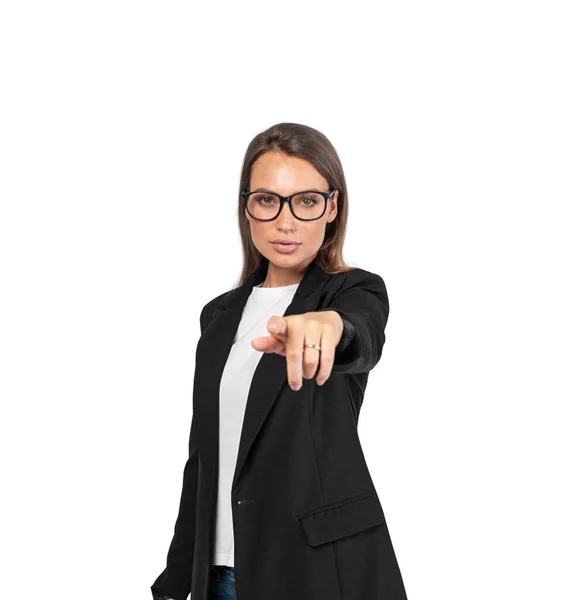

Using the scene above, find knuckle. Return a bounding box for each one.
[307,319,321,332]
[302,356,318,369]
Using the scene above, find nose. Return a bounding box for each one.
[275,200,297,228]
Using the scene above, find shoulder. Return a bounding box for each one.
[199,289,232,331]
[324,266,387,299]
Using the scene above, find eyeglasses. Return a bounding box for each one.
[242,189,336,222]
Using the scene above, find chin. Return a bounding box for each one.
[266,251,313,271]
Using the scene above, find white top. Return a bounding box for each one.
[212,280,300,566]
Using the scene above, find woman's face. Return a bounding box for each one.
[246,151,338,273]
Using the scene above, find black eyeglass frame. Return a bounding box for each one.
[241,189,337,222]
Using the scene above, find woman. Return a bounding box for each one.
[151,123,408,600]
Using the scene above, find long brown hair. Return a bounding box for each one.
[234,122,357,288]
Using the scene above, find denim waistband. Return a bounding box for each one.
[210,565,235,582]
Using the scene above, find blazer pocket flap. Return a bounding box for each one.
[296,492,385,548]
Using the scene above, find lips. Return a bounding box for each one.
[271,241,300,254]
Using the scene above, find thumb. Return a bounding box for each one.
[267,316,287,337]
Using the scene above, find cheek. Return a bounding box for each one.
[248,221,269,245]
[303,222,327,245]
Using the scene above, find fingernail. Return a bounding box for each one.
[291,384,301,391]
[270,323,279,331]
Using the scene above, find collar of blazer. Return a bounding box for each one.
[193,255,330,497]
[214,253,328,313]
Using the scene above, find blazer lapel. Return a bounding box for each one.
[193,255,328,500]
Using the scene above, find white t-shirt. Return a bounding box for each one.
[212,280,300,566]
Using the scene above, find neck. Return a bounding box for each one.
[260,259,311,288]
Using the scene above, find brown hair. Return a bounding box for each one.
[234,122,357,288]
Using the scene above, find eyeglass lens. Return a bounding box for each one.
[246,192,326,220]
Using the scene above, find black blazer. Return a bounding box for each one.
[151,255,408,600]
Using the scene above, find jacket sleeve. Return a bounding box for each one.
[151,304,209,600]
[318,269,389,375]
[334,314,356,352]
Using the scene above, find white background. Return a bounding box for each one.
[1,1,561,598]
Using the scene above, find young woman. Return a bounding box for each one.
[151,123,408,600]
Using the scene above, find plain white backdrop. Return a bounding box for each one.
[1,1,561,598]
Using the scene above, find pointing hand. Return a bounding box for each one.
[250,311,344,390]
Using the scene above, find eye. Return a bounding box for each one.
[293,193,321,207]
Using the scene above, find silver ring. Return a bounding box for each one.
[303,343,321,351]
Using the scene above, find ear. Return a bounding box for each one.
[244,205,252,225]
[326,190,339,223]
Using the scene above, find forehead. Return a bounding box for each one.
[250,151,328,193]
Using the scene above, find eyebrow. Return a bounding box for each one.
[252,187,325,193]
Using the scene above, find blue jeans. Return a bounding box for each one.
[209,565,237,600]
